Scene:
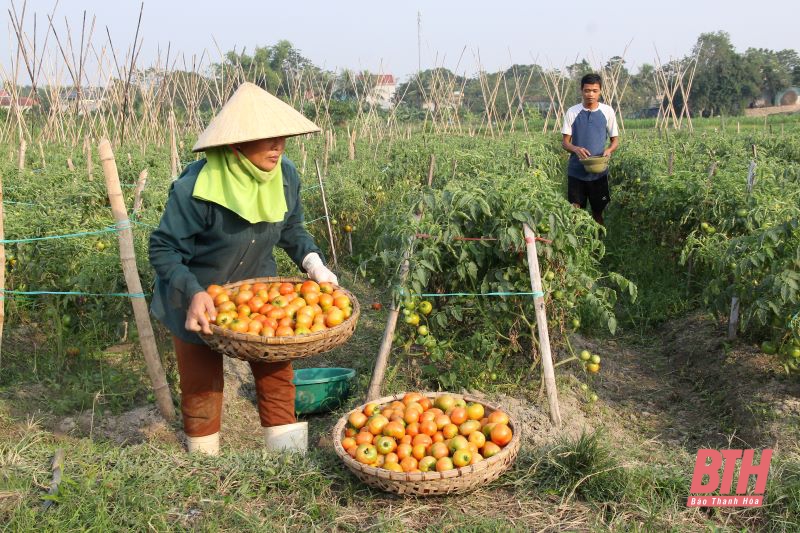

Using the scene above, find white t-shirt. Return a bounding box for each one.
[561,102,619,138]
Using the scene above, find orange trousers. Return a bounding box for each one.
[173,336,296,437]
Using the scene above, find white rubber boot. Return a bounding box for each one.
[186,432,220,456]
[263,422,308,453]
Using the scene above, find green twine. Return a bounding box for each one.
[418,291,545,298]
[0,289,147,298]
[0,220,133,245]
[304,215,328,225]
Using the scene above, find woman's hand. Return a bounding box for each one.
[302,252,339,285]
[185,291,217,334]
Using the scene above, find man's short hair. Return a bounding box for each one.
[581,73,602,88]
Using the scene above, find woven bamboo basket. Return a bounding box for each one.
[332,392,521,496]
[199,277,360,363]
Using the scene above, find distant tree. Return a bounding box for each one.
[688,31,760,116]
[215,40,315,97]
[745,48,792,103]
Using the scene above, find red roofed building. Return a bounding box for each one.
[0,90,38,110]
[358,74,397,109]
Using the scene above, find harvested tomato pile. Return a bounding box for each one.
[340,392,514,473]
[205,280,353,337]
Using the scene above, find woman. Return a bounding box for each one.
[149,82,336,455]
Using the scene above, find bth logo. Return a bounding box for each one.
[687,449,772,507]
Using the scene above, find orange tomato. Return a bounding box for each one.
[404,422,419,437]
[419,420,437,437]
[487,411,510,425]
[325,308,345,327]
[229,318,249,333]
[236,304,251,317]
[217,300,236,313]
[213,292,231,306]
[261,327,275,337]
[490,424,513,446]
[295,314,313,329]
[275,326,294,337]
[251,282,268,293]
[278,317,294,328]
[382,421,405,440]
[238,283,252,293]
[442,423,459,439]
[234,290,254,305]
[300,280,320,294]
[355,431,373,445]
[319,282,334,294]
[267,308,286,320]
[333,295,351,309]
[279,282,295,295]
[449,407,468,425]
[400,456,418,472]
[248,296,265,311]
[206,284,225,298]
[303,291,320,306]
[396,443,413,460]
[318,293,334,311]
[310,324,327,332]
[247,320,262,334]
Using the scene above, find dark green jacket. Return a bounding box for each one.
[149,157,321,344]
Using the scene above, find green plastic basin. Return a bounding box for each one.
[293,367,356,415]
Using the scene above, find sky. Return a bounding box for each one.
[2,0,798,83]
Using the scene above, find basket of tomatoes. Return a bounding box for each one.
[332,392,520,496]
[200,277,360,363]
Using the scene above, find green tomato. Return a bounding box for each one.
[571,318,581,329]
[553,290,565,301]
[589,393,598,402]
[418,301,433,315]
[544,271,555,282]
[417,325,429,336]
[790,347,800,359]
[579,350,591,361]
[405,313,420,326]
[579,383,588,391]
[761,341,777,355]
[590,354,601,364]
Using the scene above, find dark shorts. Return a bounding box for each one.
[568,175,610,212]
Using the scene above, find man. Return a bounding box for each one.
[561,73,619,225]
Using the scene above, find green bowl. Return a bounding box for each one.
[293,367,356,415]
[580,155,609,174]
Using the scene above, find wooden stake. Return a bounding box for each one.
[728,296,739,340]
[314,160,338,269]
[132,168,149,215]
[522,223,561,426]
[67,157,75,171]
[86,137,93,181]
[18,139,26,170]
[38,141,46,169]
[668,152,674,176]
[367,155,436,401]
[99,139,175,422]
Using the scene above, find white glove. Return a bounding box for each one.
[302,252,338,285]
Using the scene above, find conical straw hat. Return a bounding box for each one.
[192,82,320,152]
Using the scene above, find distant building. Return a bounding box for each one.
[360,74,397,110]
[0,90,38,110]
[59,87,106,115]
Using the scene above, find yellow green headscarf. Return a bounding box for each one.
[192,146,288,223]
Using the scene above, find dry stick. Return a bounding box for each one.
[41,448,64,511]
[132,168,148,216]
[522,223,561,426]
[0,167,4,369]
[366,154,436,401]
[98,139,175,422]
[169,111,178,177]
[314,160,338,269]
[66,157,74,171]
[668,152,674,175]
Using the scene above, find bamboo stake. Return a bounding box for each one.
[67,157,74,171]
[314,159,338,269]
[366,155,436,401]
[522,223,561,426]
[38,141,46,169]
[99,139,175,422]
